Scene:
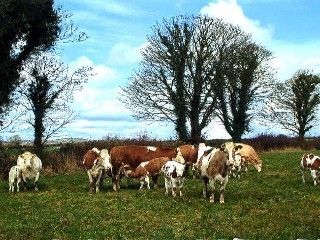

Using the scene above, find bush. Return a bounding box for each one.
[1,134,320,179]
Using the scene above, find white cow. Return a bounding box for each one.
[8,165,22,192]
[161,161,186,197]
[17,151,42,191]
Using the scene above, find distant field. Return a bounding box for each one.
[0,150,319,239]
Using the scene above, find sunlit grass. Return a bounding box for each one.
[0,150,319,239]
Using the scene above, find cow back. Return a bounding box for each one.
[207,150,228,178]
[144,157,170,174]
[179,145,198,164]
[110,145,176,170]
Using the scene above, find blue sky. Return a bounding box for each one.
[9,0,320,140]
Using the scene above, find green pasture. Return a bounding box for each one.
[0,150,319,239]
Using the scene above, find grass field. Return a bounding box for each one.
[0,150,319,239]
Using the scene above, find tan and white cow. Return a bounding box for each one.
[222,142,262,173]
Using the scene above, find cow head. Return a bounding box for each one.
[121,164,133,177]
[19,152,35,170]
[173,147,185,164]
[197,143,213,163]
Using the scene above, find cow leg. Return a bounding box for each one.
[87,171,95,192]
[209,179,216,203]
[34,172,40,191]
[16,178,21,192]
[202,177,209,198]
[116,175,121,190]
[9,181,13,192]
[178,178,184,197]
[311,170,317,186]
[21,180,27,191]
[152,175,158,188]
[145,176,150,190]
[22,174,27,191]
[164,178,169,196]
[301,170,306,184]
[139,177,145,190]
[191,164,197,179]
[219,176,228,204]
[112,171,121,191]
[95,170,103,193]
[112,175,117,191]
[171,179,177,197]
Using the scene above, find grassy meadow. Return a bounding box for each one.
[0,149,319,239]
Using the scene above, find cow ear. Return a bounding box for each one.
[219,144,225,151]
[235,145,243,151]
[172,168,177,178]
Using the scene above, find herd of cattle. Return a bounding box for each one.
[7,142,320,203]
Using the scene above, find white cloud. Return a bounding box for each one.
[69,56,117,83]
[65,0,141,16]
[200,0,273,44]
[199,0,320,82]
[108,43,146,66]
[271,40,320,81]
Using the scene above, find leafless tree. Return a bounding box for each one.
[121,15,274,143]
[267,69,320,141]
[18,54,92,155]
[213,40,274,141]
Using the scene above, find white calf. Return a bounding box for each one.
[8,165,22,192]
[161,161,186,197]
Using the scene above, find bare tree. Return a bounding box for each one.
[267,69,320,141]
[18,54,92,155]
[121,15,274,143]
[121,15,194,142]
[214,40,274,141]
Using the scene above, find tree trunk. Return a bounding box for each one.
[175,111,189,142]
[33,109,45,156]
[190,108,201,144]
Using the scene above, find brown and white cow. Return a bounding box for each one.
[82,148,112,193]
[179,143,213,178]
[110,145,178,191]
[196,147,231,203]
[122,157,170,190]
[300,153,320,185]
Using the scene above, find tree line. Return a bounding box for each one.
[1,2,320,154]
[121,15,320,144]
